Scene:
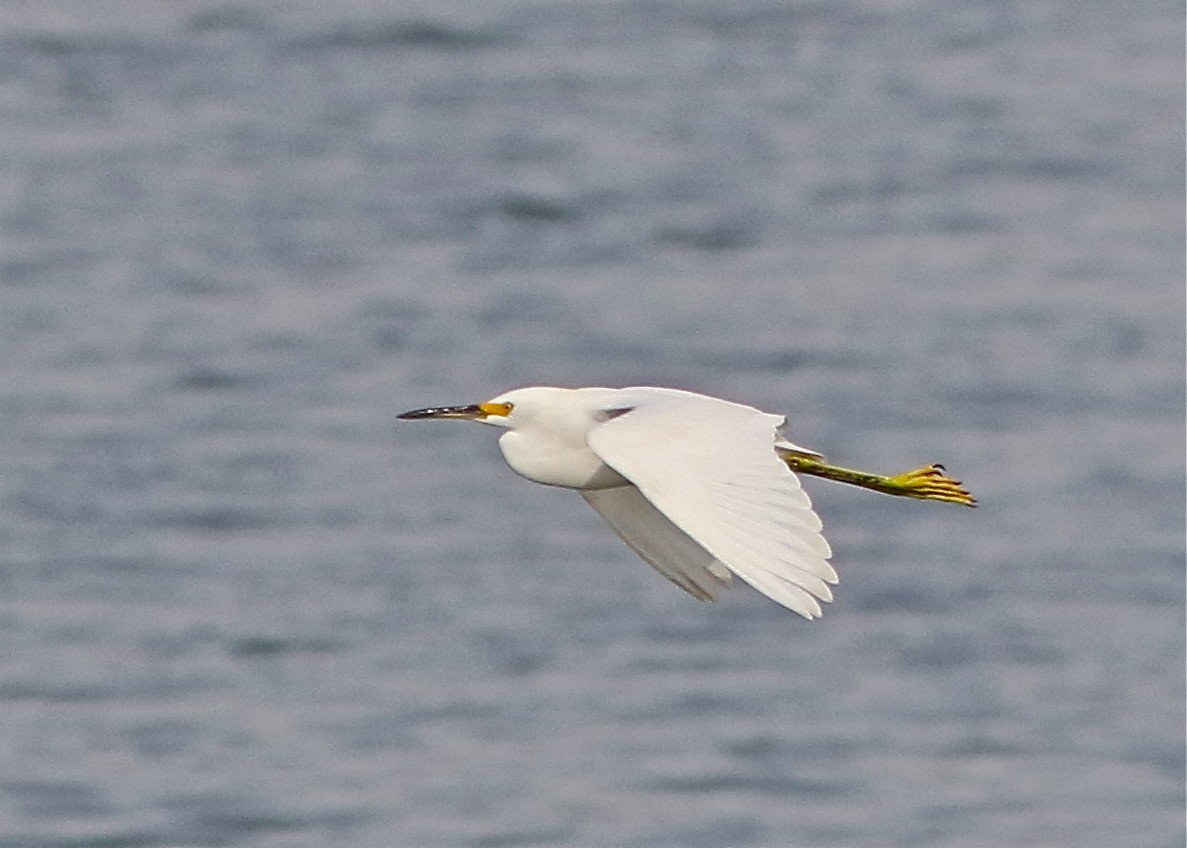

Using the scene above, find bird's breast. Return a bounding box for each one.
[497,431,626,490]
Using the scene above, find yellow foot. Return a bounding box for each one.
[782,455,977,507]
[883,464,977,507]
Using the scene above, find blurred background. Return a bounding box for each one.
[0,1,1182,846]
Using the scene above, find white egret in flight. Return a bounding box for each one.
[399,386,974,619]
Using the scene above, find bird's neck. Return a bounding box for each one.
[497,430,626,490]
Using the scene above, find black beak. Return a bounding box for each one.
[397,404,486,420]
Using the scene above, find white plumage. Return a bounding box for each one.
[580,388,836,618]
[399,386,839,619]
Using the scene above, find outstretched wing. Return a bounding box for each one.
[584,390,836,619]
[581,486,732,602]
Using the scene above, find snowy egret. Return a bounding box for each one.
[399,386,974,619]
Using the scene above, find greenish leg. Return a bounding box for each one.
[783,454,977,507]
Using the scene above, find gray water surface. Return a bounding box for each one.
[0,1,1183,846]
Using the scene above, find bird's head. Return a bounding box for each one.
[400,387,623,489]
[398,386,605,432]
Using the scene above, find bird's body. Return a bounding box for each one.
[399,386,974,619]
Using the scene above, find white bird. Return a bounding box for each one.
[399,386,974,619]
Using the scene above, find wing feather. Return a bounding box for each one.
[585,390,836,619]
[581,486,731,602]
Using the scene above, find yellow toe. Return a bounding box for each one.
[885,464,977,507]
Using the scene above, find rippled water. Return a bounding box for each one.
[0,1,1182,846]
